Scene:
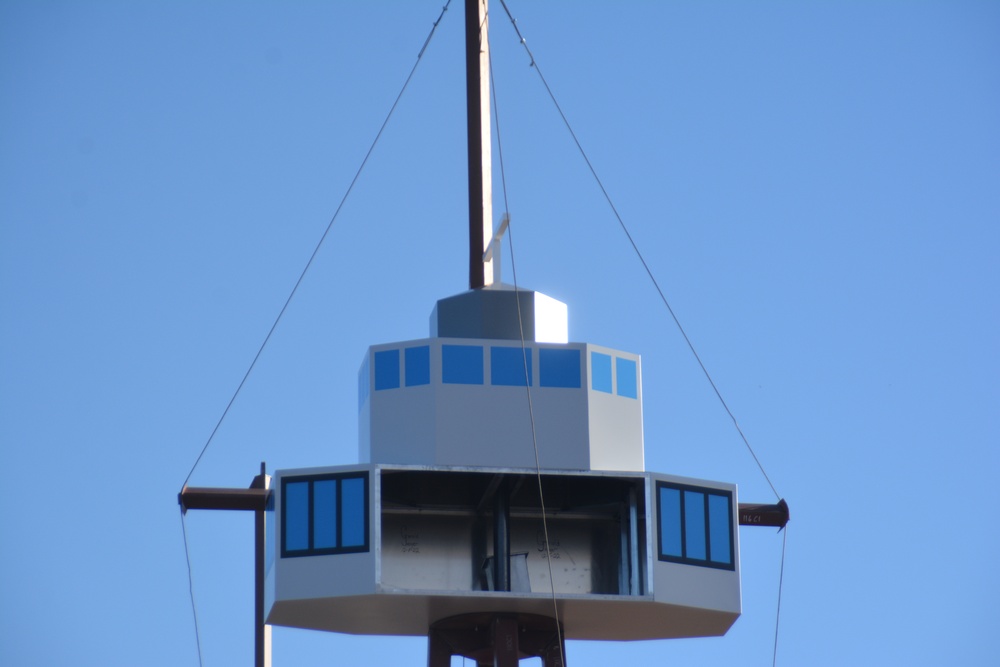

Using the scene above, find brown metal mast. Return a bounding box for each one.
[466,0,494,289]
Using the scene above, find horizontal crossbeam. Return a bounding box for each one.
[738,499,789,528]
[179,486,268,513]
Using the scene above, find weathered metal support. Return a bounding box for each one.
[178,486,267,512]
[466,0,493,289]
[428,613,565,667]
[492,616,519,667]
[627,485,640,595]
[251,466,272,667]
[493,479,511,592]
[738,499,790,528]
[178,463,272,667]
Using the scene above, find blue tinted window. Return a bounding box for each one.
[616,357,638,399]
[405,346,431,386]
[374,349,400,390]
[281,473,369,558]
[341,477,367,547]
[491,347,532,386]
[313,480,338,549]
[443,345,484,384]
[684,491,707,560]
[539,348,581,388]
[591,352,612,394]
[658,486,682,558]
[708,494,732,564]
[284,482,309,552]
[656,481,734,570]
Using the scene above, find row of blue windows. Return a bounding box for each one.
[590,352,637,399]
[372,345,581,390]
[369,345,638,398]
[656,481,734,570]
[282,472,369,558]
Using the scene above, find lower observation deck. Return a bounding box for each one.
[267,589,738,641]
[265,464,741,641]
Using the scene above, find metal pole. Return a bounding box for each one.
[628,486,640,595]
[493,480,510,592]
[177,464,273,667]
[491,616,519,667]
[252,464,272,667]
[179,487,268,512]
[466,0,493,289]
[738,499,790,528]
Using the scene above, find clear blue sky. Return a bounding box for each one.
[2,2,998,665]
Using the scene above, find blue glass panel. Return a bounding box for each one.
[404,346,431,386]
[313,480,338,549]
[708,493,732,564]
[491,347,532,386]
[374,349,400,390]
[591,352,612,394]
[442,345,484,384]
[659,486,682,558]
[284,481,309,552]
[616,357,638,399]
[539,348,581,388]
[684,490,707,560]
[340,476,367,548]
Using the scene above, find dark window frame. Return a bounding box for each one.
[655,481,735,571]
[281,472,370,558]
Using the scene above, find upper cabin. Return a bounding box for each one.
[359,285,643,472]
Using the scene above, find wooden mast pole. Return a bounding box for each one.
[466,0,493,289]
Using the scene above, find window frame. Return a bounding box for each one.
[281,472,370,558]
[656,481,735,570]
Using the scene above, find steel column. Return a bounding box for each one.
[428,613,565,667]
[251,466,272,667]
[493,479,510,592]
[465,0,493,289]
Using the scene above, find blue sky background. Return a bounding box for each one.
[2,1,998,665]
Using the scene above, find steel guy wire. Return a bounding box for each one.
[496,0,781,501]
[180,0,453,490]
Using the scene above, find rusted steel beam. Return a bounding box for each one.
[738,499,790,528]
[178,486,268,513]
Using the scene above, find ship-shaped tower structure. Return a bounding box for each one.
[266,280,744,659]
[180,2,788,665]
